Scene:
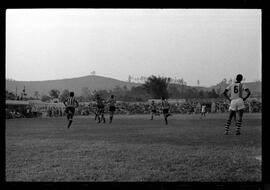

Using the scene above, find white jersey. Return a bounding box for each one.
[201,105,206,112]
[226,82,248,100]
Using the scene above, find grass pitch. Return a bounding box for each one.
[5,113,261,182]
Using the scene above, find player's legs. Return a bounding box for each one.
[97,109,101,123]
[109,106,115,123]
[101,109,105,123]
[109,111,114,123]
[67,107,75,128]
[65,107,70,120]
[235,98,245,135]
[235,109,244,135]
[224,110,236,134]
[151,110,155,120]
[94,110,98,120]
[163,109,168,125]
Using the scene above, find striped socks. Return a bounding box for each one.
[224,119,231,134]
[236,120,242,135]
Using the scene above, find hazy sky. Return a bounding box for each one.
[6,9,261,86]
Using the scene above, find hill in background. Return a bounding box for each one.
[6,75,261,99]
[6,75,140,97]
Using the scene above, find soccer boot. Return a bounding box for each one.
[235,131,241,135]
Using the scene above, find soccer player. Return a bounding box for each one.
[161,97,171,125]
[201,104,206,118]
[223,74,251,135]
[96,95,106,123]
[89,102,98,121]
[150,100,157,120]
[107,94,116,124]
[63,92,79,128]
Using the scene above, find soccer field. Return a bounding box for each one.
[5,113,261,182]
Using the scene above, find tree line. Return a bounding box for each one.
[6,75,222,102]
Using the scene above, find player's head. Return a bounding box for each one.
[161,96,165,100]
[152,100,155,103]
[96,95,100,99]
[111,95,114,99]
[70,92,74,97]
[236,74,243,82]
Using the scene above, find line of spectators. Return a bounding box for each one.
[6,98,262,119]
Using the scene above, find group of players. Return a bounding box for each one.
[63,74,251,135]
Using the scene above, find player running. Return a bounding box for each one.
[107,94,116,124]
[91,102,98,121]
[201,104,206,118]
[150,100,157,120]
[223,74,251,135]
[96,95,106,123]
[63,92,79,129]
[161,97,171,125]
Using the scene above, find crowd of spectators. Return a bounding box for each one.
[6,98,262,119]
[75,98,261,116]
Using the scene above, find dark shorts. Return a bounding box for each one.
[97,105,105,109]
[163,109,169,114]
[109,106,116,112]
[98,108,105,114]
[65,107,75,115]
[151,110,157,113]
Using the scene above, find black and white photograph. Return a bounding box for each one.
[5,9,261,182]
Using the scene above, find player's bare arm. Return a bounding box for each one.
[223,89,231,101]
[243,89,251,101]
[63,99,67,107]
[75,100,79,108]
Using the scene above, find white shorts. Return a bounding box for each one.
[229,98,245,111]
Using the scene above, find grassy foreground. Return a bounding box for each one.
[5,113,261,181]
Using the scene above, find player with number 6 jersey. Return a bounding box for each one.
[223,74,251,135]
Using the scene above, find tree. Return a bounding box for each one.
[81,87,92,101]
[41,95,51,102]
[49,89,60,99]
[198,90,205,98]
[211,89,219,98]
[128,86,151,101]
[59,89,70,102]
[128,75,132,83]
[34,91,40,99]
[6,90,16,100]
[167,84,180,99]
[143,75,171,99]
[94,89,110,100]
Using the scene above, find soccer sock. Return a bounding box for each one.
[165,117,168,124]
[236,120,242,133]
[225,119,231,132]
[67,120,72,128]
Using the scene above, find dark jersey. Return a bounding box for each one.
[107,98,116,107]
[161,100,170,110]
[96,99,105,108]
[64,97,78,108]
[151,103,157,110]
